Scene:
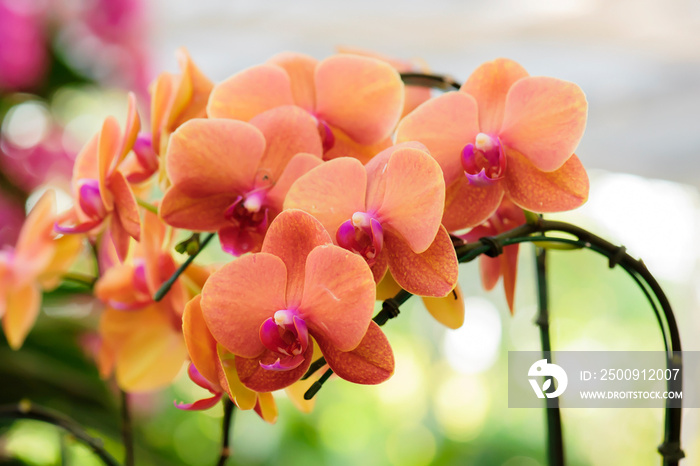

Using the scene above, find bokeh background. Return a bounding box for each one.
[1,0,699,465]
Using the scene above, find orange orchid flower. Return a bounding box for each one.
[159,108,323,256]
[95,210,193,392]
[200,210,394,392]
[56,93,142,261]
[460,199,526,313]
[285,143,458,298]
[1,190,82,349]
[207,52,404,163]
[397,58,589,232]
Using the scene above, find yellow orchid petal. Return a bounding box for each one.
[422,283,465,329]
[217,346,257,410]
[2,282,41,350]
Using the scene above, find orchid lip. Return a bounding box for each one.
[258,310,309,372]
[461,134,506,185]
[78,179,107,219]
[336,212,383,267]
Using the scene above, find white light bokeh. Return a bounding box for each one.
[2,101,51,149]
[443,297,502,374]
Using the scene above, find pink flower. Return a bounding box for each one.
[397,58,589,232]
[0,1,47,92]
[200,210,393,392]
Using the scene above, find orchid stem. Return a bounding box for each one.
[535,246,564,466]
[154,233,215,302]
[0,402,120,466]
[136,198,158,214]
[62,272,97,288]
[216,398,236,466]
[121,390,134,466]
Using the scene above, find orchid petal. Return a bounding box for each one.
[371,147,444,254]
[218,225,266,257]
[175,393,222,411]
[99,304,187,391]
[265,153,323,210]
[169,48,214,128]
[235,345,313,392]
[480,256,501,291]
[375,270,402,301]
[261,210,331,308]
[370,245,390,284]
[300,244,375,352]
[217,346,257,410]
[461,58,529,134]
[385,226,458,298]
[150,72,173,155]
[267,52,318,112]
[315,55,403,145]
[284,157,366,237]
[502,244,519,313]
[117,93,141,164]
[109,213,131,262]
[160,188,233,232]
[315,321,394,385]
[323,128,392,164]
[396,92,480,186]
[183,295,221,389]
[201,253,287,359]
[98,117,120,210]
[38,234,83,290]
[254,392,278,424]
[2,283,41,350]
[249,106,323,182]
[423,284,465,329]
[500,76,587,172]
[15,190,56,274]
[208,64,294,120]
[54,218,102,235]
[364,142,428,209]
[165,118,264,197]
[109,171,140,241]
[504,149,589,212]
[442,178,504,232]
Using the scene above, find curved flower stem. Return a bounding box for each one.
[535,246,564,466]
[400,72,461,91]
[153,233,215,302]
[216,398,236,466]
[61,272,98,289]
[121,390,134,466]
[136,198,158,214]
[301,217,684,464]
[0,402,120,466]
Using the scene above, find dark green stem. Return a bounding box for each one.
[535,246,564,466]
[216,399,236,466]
[399,72,461,90]
[121,390,134,466]
[0,402,120,466]
[154,233,215,302]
